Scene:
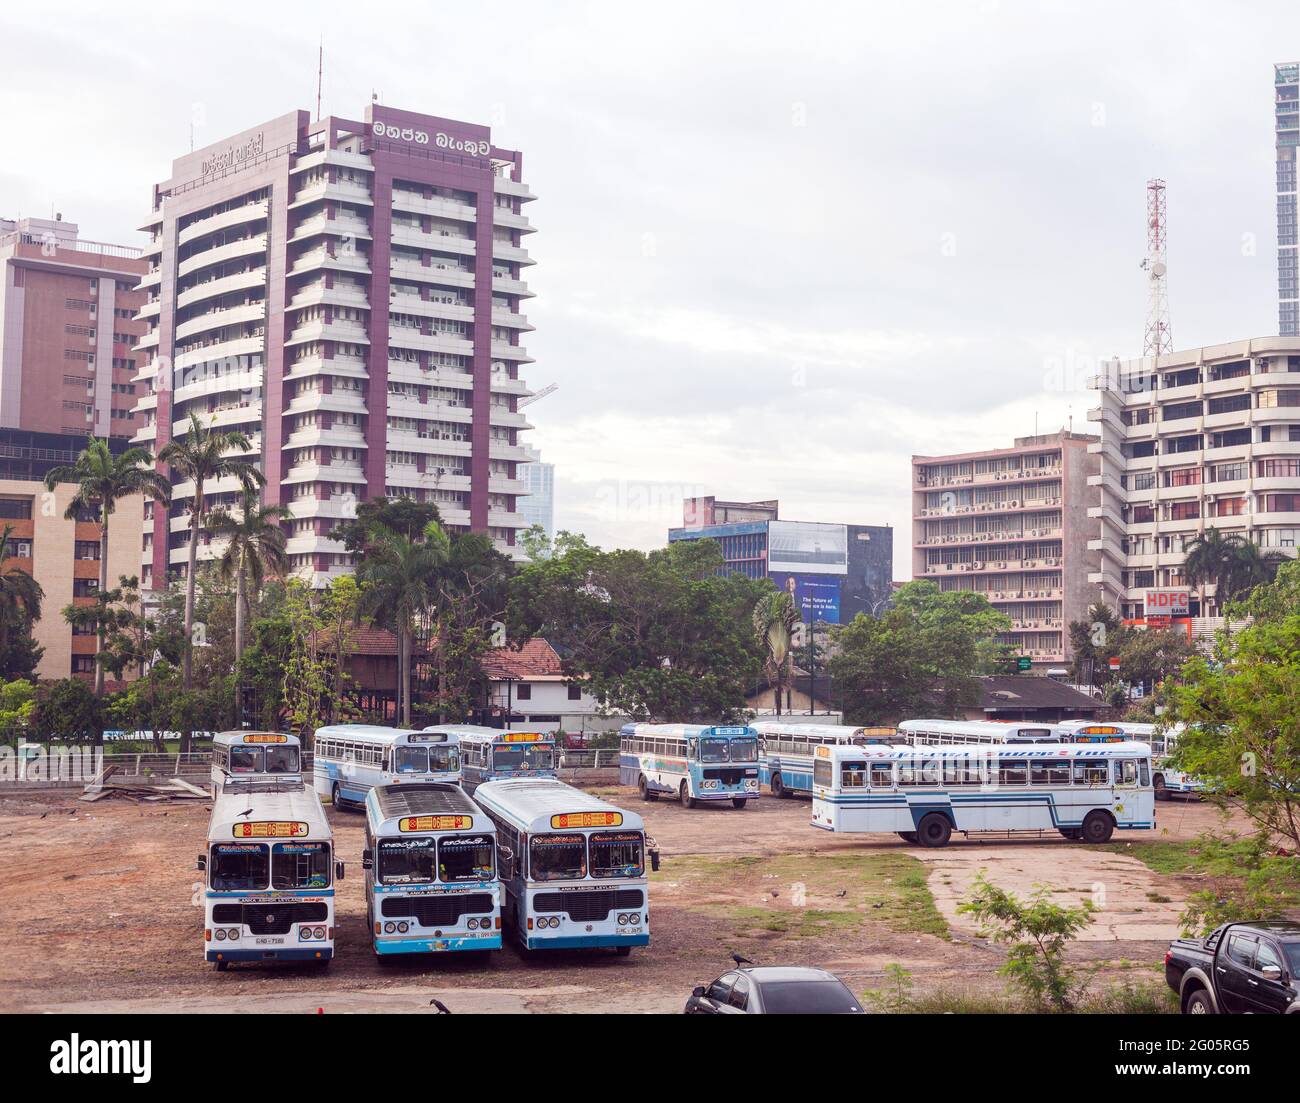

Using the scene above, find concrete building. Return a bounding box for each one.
[1,217,146,439]
[668,498,892,624]
[130,104,536,590]
[1277,63,1299,337]
[518,444,554,539]
[912,431,1099,667]
[0,428,143,682]
[1088,337,1300,620]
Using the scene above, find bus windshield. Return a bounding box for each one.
[211,843,268,890]
[531,833,587,881]
[272,842,330,889]
[378,837,436,884]
[699,739,731,762]
[728,737,757,762]
[264,746,299,773]
[393,747,429,773]
[590,831,644,878]
[429,746,459,772]
[439,835,495,882]
[228,746,300,774]
[493,744,553,772]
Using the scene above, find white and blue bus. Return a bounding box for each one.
[1058,720,1202,800]
[474,778,649,956]
[753,722,902,798]
[898,719,1065,746]
[201,780,340,970]
[210,730,303,792]
[362,782,501,957]
[810,741,1156,846]
[313,724,461,809]
[619,723,761,808]
[454,727,557,792]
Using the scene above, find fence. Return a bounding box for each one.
[557,749,621,770]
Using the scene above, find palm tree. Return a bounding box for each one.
[1223,539,1288,605]
[157,413,263,689]
[43,437,170,695]
[356,520,450,726]
[0,523,43,661]
[206,486,289,676]
[1181,528,1245,614]
[753,590,799,715]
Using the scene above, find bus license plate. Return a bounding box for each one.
[255,936,285,946]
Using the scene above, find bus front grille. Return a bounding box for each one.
[381,893,495,927]
[533,889,644,922]
[212,902,328,935]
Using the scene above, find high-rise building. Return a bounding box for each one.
[518,444,554,539]
[669,498,892,623]
[1277,63,1299,337]
[1,216,146,438]
[1088,337,1300,620]
[912,432,1099,667]
[130,105,536,589]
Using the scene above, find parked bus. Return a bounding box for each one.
[619,723,761,808]
[455,727,556,792]
[753,722,902,798]
[810,741,1155,846]
[898,719,1065,745]
[313,724,461,809]
[362,782,501,957]
[210,730,302,791]
[200,780,340,970]
[1058,720,1201,799]
[475,777,649,955]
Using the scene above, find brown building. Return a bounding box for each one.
[0,216,147,440]
[912,430,1099,667]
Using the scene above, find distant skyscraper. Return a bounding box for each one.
[1276,63,1299,336]
[518,444,554,538]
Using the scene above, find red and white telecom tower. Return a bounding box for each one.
[1141,178,1172,356]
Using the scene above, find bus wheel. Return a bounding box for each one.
[679,782,697,810]
[1153,775,1167,801]
[731,797,748,810]
[1080,811,1115,844]
[770,773,785,799]
[615,945,632,957]
[915,814,952,848]
[331,783,347,811]
[897,831,918,843]
[638,775,657,802]
[215,960,229,972]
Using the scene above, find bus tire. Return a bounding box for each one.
[331,783,347,811]
[770,773,786,798]
[679,781,697,810]
[215,960,229,972]
[897,831,918,843]
[615,945,633,957]
[638,775,657,802]
[1153,774,1167,801]
[732,797,748,810]
[915,813,952,848]
[1081,810,1115,844]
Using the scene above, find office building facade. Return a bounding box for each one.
[1278,63,1299,336]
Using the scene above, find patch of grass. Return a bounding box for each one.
[1084,839,1205,875]
[880,981,1176,1014]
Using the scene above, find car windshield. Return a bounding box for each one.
[210,843,268,890]
[378,836,436,884]
[728,737,758,762]
[439,835,495,882]
[590,831,644,878]
[429,746,459,772]
[531,833,587,881]
[394,747,429,773]
[264,746,299,773]
[272,842,330,889]
[699,739,730,762]
[493,744,554,772]
[759,979,862,1014]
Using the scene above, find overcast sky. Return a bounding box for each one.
[4,1,1298,576]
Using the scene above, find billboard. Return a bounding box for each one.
[771,572,842,624]
[767,521,848,576]
[1144,589,1190,618]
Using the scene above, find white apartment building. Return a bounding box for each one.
[1088,337,1300,618]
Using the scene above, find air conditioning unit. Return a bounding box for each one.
[16,542,31,558]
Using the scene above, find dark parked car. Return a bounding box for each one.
[684,966,864,1014]
[1165,921,1300,1014]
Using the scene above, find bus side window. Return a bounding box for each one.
[1117,759,1139,787]
[869,762,894,788]
[1072,760,1109,786]
[1138,760,1150,787]
[842,763,867,788]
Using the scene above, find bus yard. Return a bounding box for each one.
[0,779,1235,1014]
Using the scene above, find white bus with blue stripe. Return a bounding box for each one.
[474,778,649,955]
[619,723,761,808]
[454,727,557,792]
[362,783,501,957]
[201,779,340,970]
[1057,720,1203,800]
[810,741,1156,847]
[898,719,1065,745]
[210,730,303,792]
[754,722,902,798]
[313,724,461,809]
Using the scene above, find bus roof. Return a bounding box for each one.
[818,741,1152,761]
[366,783,492,835]
[208,783,330,843]
[212,730,300,748]
[473,778,644,834]
[751,722,896,740]
[452,728,552,743]
[619,723,756,738]
[313,724,425,742]
[898,719,1061,735]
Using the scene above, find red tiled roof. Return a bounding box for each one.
[481,638,567,681]
[310,627,430,657]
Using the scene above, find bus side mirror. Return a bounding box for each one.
[336,861,345,881]
[361,849,373,870]
[196,854,206,872]
[499,845,514,862]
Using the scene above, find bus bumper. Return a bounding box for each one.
[374,934,502,955]
[206,947,333,963]
[526,933,650,950]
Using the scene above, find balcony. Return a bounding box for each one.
[178,200,269,247]
[175,301,266,343]
[177,266,267,311]
[176,234,268,279]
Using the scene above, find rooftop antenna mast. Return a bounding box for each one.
[1141,178,1172,356]
[315,38,324,120]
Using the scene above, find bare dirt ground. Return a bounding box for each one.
[0,787,1242,1014]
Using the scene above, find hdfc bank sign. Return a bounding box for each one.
[1144,589,1190,617]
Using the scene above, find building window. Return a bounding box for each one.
[71,656,96,674]
[515,684,532,701]
[0,498,32,520]
[567,685,581,701]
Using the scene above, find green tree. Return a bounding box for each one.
[280,577,363,736]
[0,523,43,663]
[43,436,170,697]
[157,412,263,696]
[753,589,799,715]
[1114,626,1198,694]
[32,678,103,744]
[1228,557,1300,623]
[0,678,36,746]
[1067,601,1128,689]
[1183,529,1287,612]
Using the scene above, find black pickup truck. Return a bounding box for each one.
[1165,921,1300,1014]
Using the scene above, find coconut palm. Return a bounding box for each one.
[1224,539,1288,605]
[356,520,451,726]
[753,589,799,715]
[0,523,43,661]
[1181,528,1245,614]
[43,437,170,695]
[157,412,263,689]
[205,486,289,674]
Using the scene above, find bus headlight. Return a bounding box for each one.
[215,928,227,941]
[628,913,640,925]
[466,918,478,930]
[313,926,326,939]
[617,913,628,925]
[226,928,240,941]
[384,922,396,934]
[397,921,410,934]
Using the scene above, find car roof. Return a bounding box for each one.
[1230,921,1300,937]
[736,966,843,983]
